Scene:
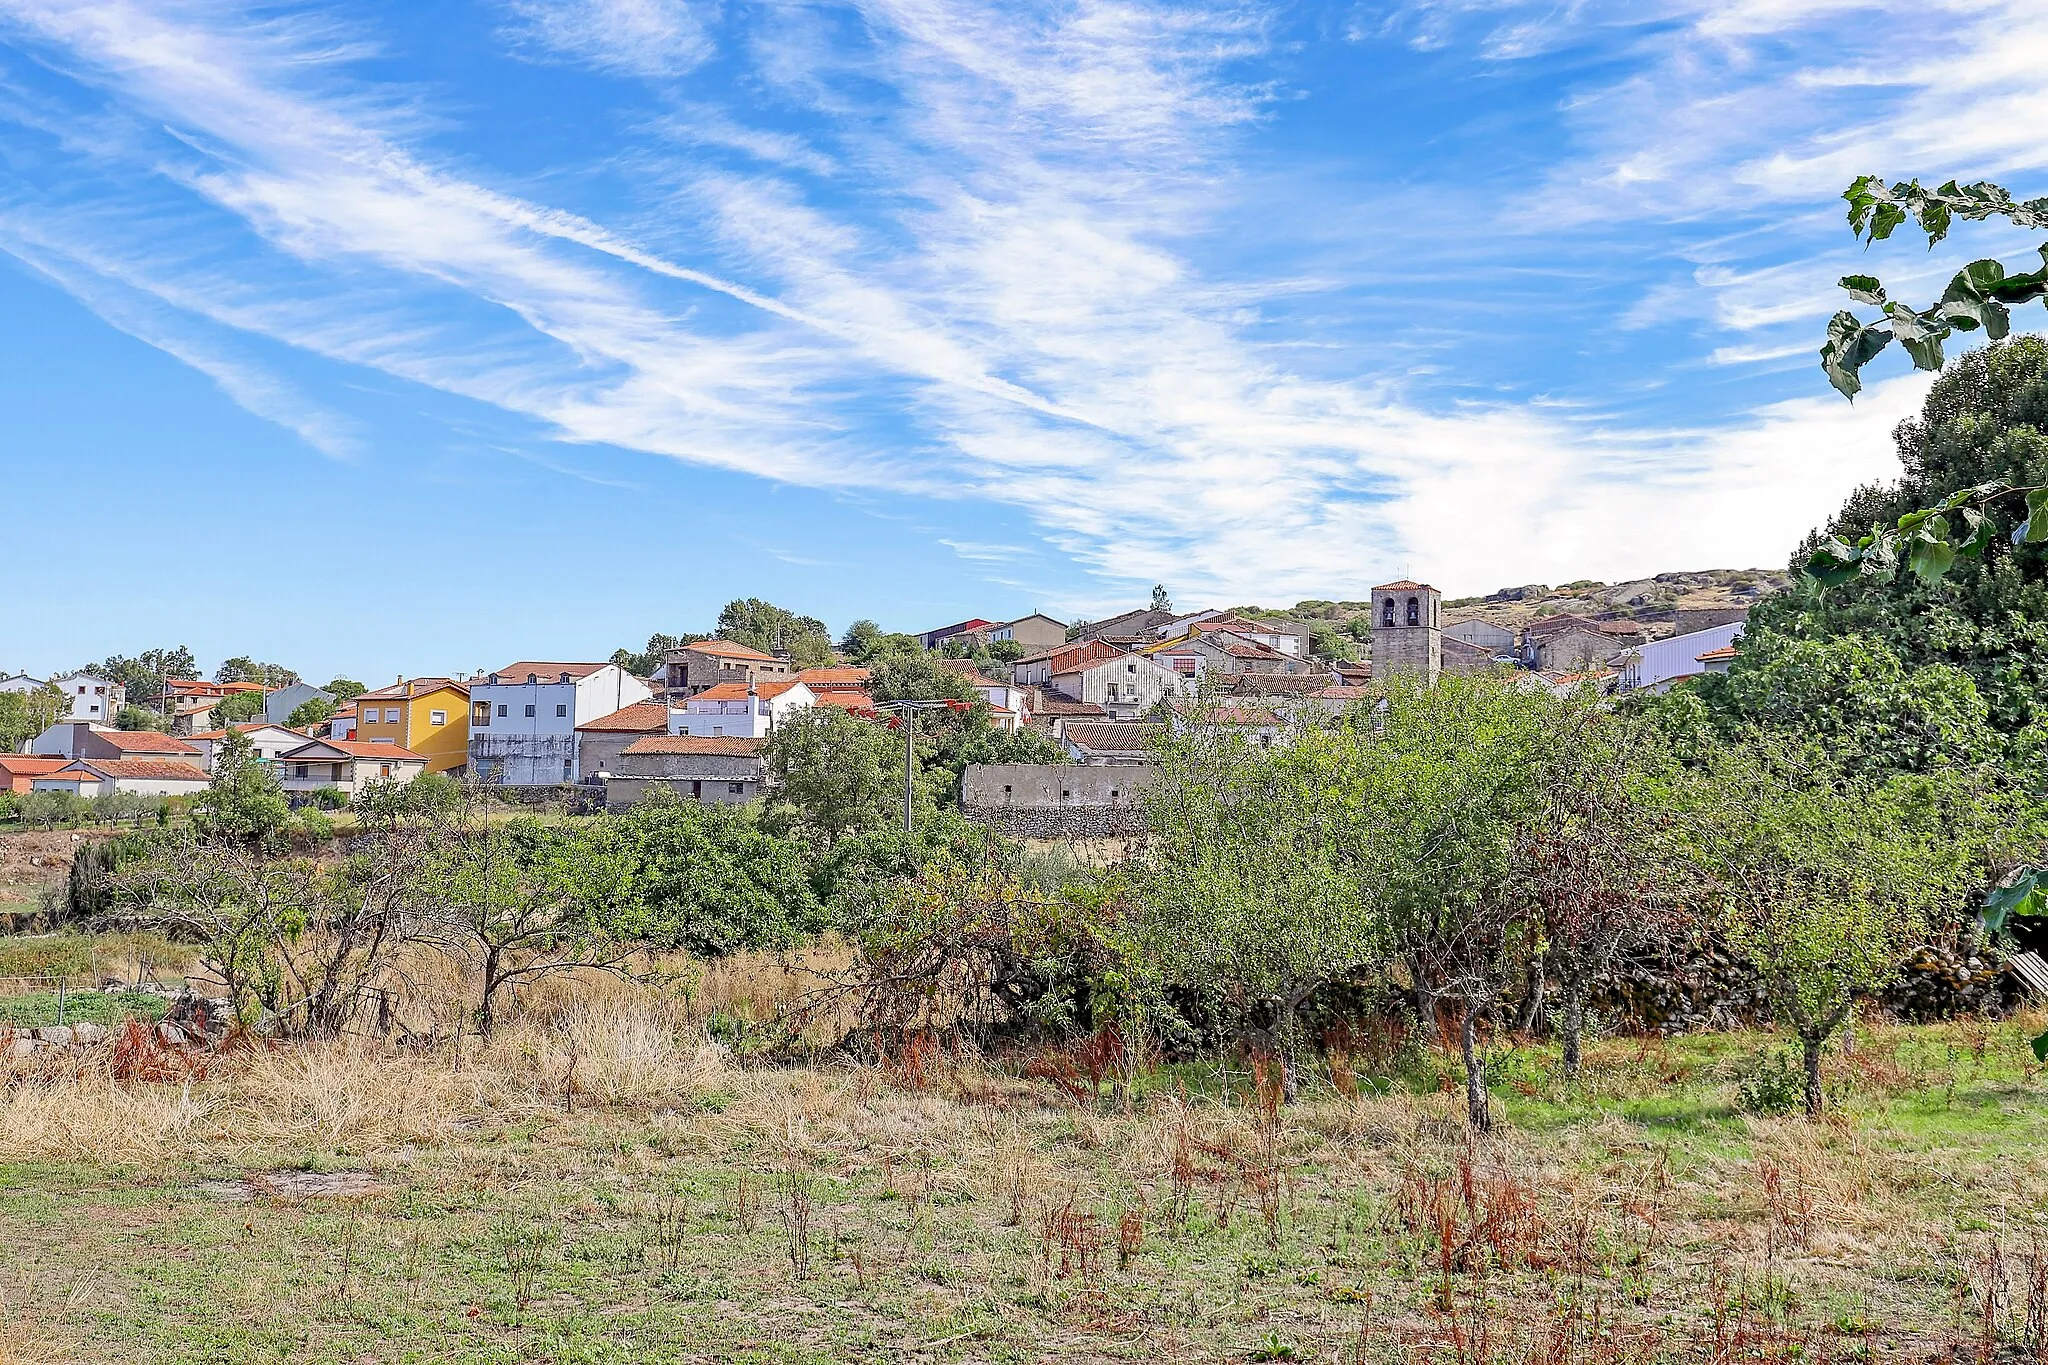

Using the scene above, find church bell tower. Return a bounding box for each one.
[1370,580,1441,683]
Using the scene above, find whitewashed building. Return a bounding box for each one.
[467,662,653,785]
[48,673,124,723]
[672,680,815,739]
[278,739,428,797]
[1611,622,1745,694]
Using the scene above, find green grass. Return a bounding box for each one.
[0,989,170,1027]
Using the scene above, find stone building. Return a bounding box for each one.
[1371,580,1442,683]
[960,762,1153,839]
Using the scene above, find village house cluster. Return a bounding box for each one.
[0,588,1747,808]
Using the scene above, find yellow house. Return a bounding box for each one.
[351,677,471,774]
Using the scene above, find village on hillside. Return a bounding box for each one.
[0,573,1766,826]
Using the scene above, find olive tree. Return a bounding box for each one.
[1692,745,1981,1116]
[1139,699,1378,1100]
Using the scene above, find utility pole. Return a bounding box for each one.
[872,698,969,836]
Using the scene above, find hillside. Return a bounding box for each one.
[1243,567,1788,638]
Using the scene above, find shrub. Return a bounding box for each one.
[307,787,350,811]
[1735,1047,1807,1115]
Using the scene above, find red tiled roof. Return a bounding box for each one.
[1696,646,1739,661]
[576,701,670,733]
[1524,614,1604,638]
[798,667,871,691]
[1031,699,1105,716]
[1063,723,1163,752]
[621,736,763,757]
[1037,640,1126,674]
[1373,580,1432,592]
[682,640,779,662]
[815,691,876,711]
[97,731,200,755]
[1315,685,1374,700]
[60,759,210,782]
[0,756,68,777]
[692,680,805,702]
[358,677,470,701]
[488,662,609,682]
[284,739,427,762]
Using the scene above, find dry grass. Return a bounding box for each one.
[3,970,2047,1362]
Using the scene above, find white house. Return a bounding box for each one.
[47,673,124,723]
[278,739,428,798]
[1611,622,1745,694]
[467,662,653,785]
[0,673,48,697]
[672,680,815,739]
[36,758,210,798]
[183,723,312,774]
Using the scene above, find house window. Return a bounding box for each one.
[1127,663,1137,673]
[523,704,535,718]
[562,759,573,781]
[690,780,703,799]
[555,704,568,718]
[472,702,490,727]
[497,704,508,718]
[430,710,446,727]
[293,764,309,779]
[1174,657,1196,674]
[712,726,724,736]
[728,782,743,794]
[379,764,392,778]
[1381,599,1395,628]
[1407,597,1420,626]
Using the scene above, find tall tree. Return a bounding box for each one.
[715,599,834,668]
[94,647,196,714]
[762,706,926,843]
[215,657,299,687]
[0,683,64,752]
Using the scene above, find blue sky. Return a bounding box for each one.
[2,0,2043,682]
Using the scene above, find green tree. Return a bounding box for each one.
[0,683,64,752]
[611,633,706,678]
[1151,584,1173,612]
[211,690,266,727]
[322,678,367,702]
[839,619,883,660]
[592,795,825,957]
[1139,689,1385,1101]
[430,809,641,1035]
[1308,622,1357,662]
[193,729,290,846]
[1690,746,1985,1115]
[94,647,195,713]
[1691,632,2001,775]
[287,696,336,729]
[215,657,299,687]
[715,599,834,668]
[762,707,926,843]
[113,705,172,732]
[1768,338,2048,731]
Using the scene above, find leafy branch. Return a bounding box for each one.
[1822,177,2048,400]
[1805,481,2048,586]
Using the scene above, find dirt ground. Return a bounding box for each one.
[0,827,106,883]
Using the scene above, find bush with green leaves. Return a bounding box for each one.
[1734,1047,1809,1116]
[592,794,826,958]
[17,789,88,831]
[192,729,290,845]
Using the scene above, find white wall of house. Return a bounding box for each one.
[467,665,652,784]
[281,755,427,797]
[52,673,122,723]
[28,722,109,759]
[186,726,308,773]
[1613,623,1744,693]
[672,683,815,738]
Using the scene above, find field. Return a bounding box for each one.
[5,969,2048,1365]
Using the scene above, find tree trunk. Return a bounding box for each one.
[1801,1032,1825,1118]
[479,946,505,1038]
[1276,995,1302,1104]
[1559,979,1586,1082]
[1460,1006,1492,1134]
[1516,949,1546,1036]
[1408,953,1432,1031]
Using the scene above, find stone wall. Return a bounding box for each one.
[960,763,1153,839]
